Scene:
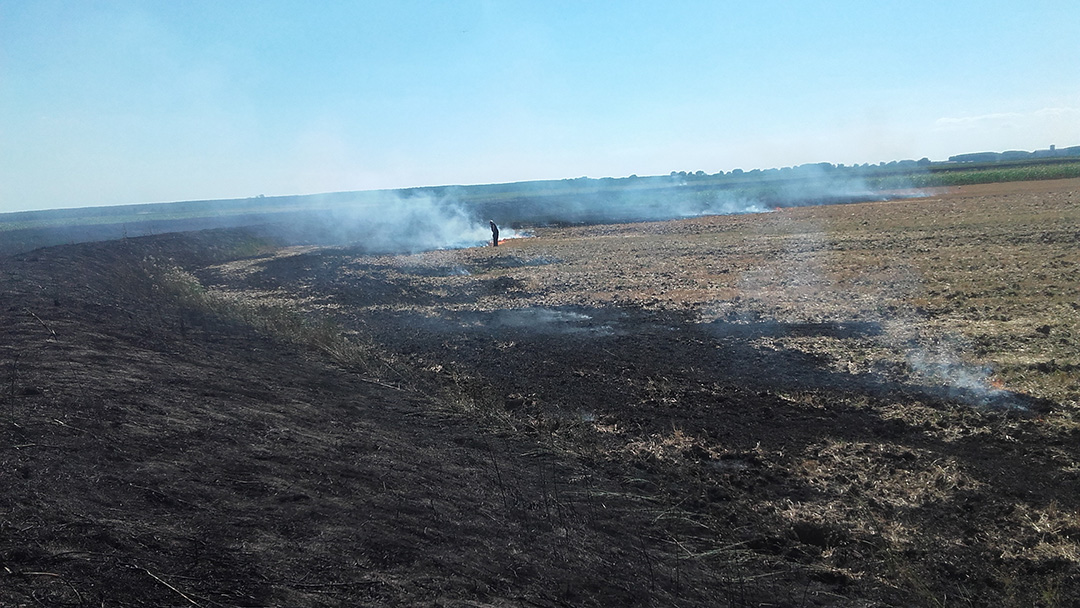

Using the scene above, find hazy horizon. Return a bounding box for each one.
[3,1,1079,214]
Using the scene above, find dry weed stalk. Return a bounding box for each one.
[156,265,398,384]
[24,308,57,340]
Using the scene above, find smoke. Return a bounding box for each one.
[407,307,617,337]
[697,194,773,216]
[1,166,921,257]
[881,318,1024,409]
[905,343,1012,408]
[467,167,922,228]
[265,162,928,249]
[768,164,880,207]
[703,215,1023,410]
[256,191,521,254]
[490,308,613,335]
[249,174,793,252]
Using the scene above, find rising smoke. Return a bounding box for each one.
[239,164,920,254]
[706,214,1024,410]
[258,168,1021,409]
[905,341,1013,407]
[256,191,521,253]
[466,167,916,228]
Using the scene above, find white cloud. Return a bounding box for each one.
[926,106,1080,156]
[934,112,1025,127]
[934,107,1080,132]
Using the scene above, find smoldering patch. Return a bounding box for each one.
[467,255,562,273]
[490,308,595,331]
[904,349,1049,412]
[404,307,621,337]
[397,265,472,277]
[701,318,885,340]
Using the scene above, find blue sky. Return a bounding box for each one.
[2,1,1078,213]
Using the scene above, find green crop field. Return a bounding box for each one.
[871,160,1080,189]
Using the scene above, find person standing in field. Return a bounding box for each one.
[489,220,499,247]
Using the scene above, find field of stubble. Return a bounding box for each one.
[2,179,1078,606]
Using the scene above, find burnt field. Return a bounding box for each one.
[2,179,1079,606]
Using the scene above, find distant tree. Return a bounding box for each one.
[949,152,999,163]
[1001,150,1033,161]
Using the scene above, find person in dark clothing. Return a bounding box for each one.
[489,220,499,247]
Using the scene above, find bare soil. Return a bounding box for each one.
[2,179,1079,606]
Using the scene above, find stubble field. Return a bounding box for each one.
[2,179,1078,606]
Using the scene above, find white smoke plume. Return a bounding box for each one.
[493,167,919,227]
[259,191,520,253]
[890,326,1018,409]
[703,215,1021,409]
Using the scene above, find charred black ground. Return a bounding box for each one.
[2,179,1079,606]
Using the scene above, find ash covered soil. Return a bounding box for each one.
[3,179,1080,606]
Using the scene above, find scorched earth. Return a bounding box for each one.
[2,178,1079,606]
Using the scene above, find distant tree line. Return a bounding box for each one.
[948,145,1080,163]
